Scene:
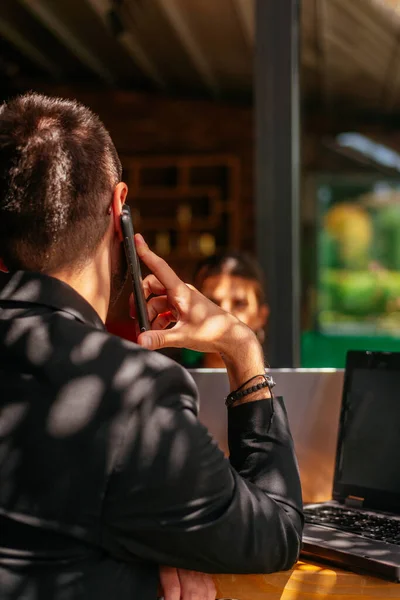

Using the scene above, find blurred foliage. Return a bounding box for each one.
[318,193,400,335]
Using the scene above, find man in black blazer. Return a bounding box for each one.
[0,93,303,600]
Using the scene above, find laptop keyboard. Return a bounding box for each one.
[304,505,400,545]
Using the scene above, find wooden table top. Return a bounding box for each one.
[213,560,400,600]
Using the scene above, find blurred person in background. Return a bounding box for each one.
[182,251,270,368]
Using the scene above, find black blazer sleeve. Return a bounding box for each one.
[101,365,303,574]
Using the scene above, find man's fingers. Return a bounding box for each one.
[142,274,166,300]
[147,296,178,324]
[146,296,169,322]
[159,567,181,600]
[177,570,215,600]
[151,311,176,331]
[204,574,217,600]
[159,567,216,600]
[135,235,185,293]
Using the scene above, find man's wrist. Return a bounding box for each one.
[218,321,266,391]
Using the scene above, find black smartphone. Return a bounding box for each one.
[120,205,150,333]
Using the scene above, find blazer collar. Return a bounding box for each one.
[0,271,105,330]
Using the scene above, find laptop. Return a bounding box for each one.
[191,368,344,505]
[302,351,400,581]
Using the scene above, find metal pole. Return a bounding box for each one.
[255,0,301,367]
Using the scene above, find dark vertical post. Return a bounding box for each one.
[255,0,301,367]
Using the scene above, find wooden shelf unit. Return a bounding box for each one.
[121,154,241,278]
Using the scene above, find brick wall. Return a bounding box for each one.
[34,86,255,252]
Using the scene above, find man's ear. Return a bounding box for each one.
[111,182,128,242]
[0,258,9,273]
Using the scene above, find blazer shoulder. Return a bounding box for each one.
[103,332,199,413]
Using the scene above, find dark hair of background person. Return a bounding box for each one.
[0,92,122,273]
[194,251,267,304]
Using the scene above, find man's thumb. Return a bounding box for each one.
[137,330,165,350]
[138,329,181,350]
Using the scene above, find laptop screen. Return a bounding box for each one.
[334,352,400,512]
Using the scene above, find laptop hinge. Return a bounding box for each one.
[345,495,364,508]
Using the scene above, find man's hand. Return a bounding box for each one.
[132,235,255,354]
[159,566,216,600]
[132,234,266,390]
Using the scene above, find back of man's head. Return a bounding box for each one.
[0,93,122,273]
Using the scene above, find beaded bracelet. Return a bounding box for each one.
[225,373,275,408]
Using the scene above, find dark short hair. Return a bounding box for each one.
[194,251,267,304]
[0,92,122,272]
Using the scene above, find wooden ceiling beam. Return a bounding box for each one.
[334,0,398,45]
[19,0,115,84]
[315,0,333,110]
[377,0,400,113]
[231,0,254,47]
[154,0,220,96]
[0,16,62,79]
[86,0,167,90]
[381,34,400,113]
